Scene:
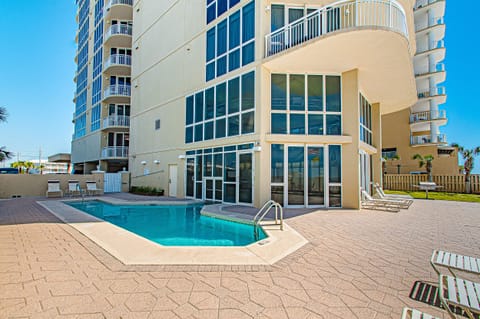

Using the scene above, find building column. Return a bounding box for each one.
[371,103,383,188]
[341,69,360,209]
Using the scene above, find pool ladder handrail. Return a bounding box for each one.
[253,200,283,238]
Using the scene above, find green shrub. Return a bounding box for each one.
[130,186,164,196]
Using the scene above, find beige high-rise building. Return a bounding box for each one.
[382,0,458,175]
[126,0,420,209]
[71,0,133,173]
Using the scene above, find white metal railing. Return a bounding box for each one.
[265,0,408,57]
[105,24,133,40]
[105,0,133,14]
[104,54,132,70]
[253,200,283,239]
[103,115,130,128]
[415,16,444,32]
[410,110,446,123]
[416,40,444,54]
[101,146,129,159]
[103,85,131,99]
[417,86,446,99]
[411,134,447,145]
[414,0,444,10]
[415,62,445,76]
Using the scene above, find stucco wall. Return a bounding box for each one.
[0,173,104,199]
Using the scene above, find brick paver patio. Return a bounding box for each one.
[1,197,479,318]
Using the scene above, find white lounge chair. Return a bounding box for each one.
[86,181,101,196]
[66,180,81,197]
[438,274,480,319]
[46,180,63,198]
[401,307,440,319]
[361,189,402,212]
[373,184,414,207]
[431,250,480,277]
[373,183,414,200]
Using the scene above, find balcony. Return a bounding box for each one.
[411,134,447,146]
[415,63,446,82]
[410,110,446,124]
[104,54,132,75]
[104,0,133,20]
[416,40,444,55]
[103,84,131,103]
[104,24,132,48]
[102,115,130,129]
[265,0,408,58]
[414,0,445,16]
[262,0,415,115]
[101,146,129,159]
[417,86,446,103]
[415,17,445,38]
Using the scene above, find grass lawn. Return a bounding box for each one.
[385,190,480,203]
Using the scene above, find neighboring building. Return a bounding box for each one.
[128,0,418,209]
[31,160,69,174]
[382,0,458,175]
[71,0,133,174]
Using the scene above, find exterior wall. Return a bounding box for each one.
[382,108,458,175]
[0,173,104,199]
[130,0,417,209]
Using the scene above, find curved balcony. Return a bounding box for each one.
[104,0,133,20]
[263,0,415,114]
[102,115,130,130]
[410,110,447,132]
[415,40,445,60]
[417,86,446,104]
[415,17,445,39]
[103,85,131,104]
[104,24,132,48]
[414,0,445,17]
[415,63,446,82]
[104,54,132,75]
[411,134,447,146]
[101,146,129,159]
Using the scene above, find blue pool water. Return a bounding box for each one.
[67,201,267,246]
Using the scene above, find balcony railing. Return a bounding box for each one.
[414,0,444,10]
[104,54,132,70]
[415,63,445,76]
[103,85,131,99]
[417,86,446,99]
[415,16,444,32]
[101,146,129,159]
[265,0,408,57]
[105,0,133,12]
[416,40,444,54]
[103,115,130,128]
[410,110,446,123]
[105,24,132,39]
[411,134,447,145]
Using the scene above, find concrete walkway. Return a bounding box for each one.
[0,197,479,318]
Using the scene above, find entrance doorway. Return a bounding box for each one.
[168,165,178,197]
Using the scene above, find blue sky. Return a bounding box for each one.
[0,1,479,171]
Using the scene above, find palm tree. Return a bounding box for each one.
[412,154,434,182]
[11,161,25,173]
[382,154,400,175]
[0,106,7,123]
[451,143,480,193]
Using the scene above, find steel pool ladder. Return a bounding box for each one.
[253,200,283,239]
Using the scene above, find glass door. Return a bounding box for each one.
[186,158,194,197]
[287,146,304,206]
[204,177,223,202]
[238,153,253,204]
[307,146,325,206]
[288,8,305,46]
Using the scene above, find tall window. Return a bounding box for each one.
[271,74,341,135]
[359,94,373,145]
[185,71,255,144]
[206,1,255,81]
[206,0,241,24]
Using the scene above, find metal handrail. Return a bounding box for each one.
[253,200,283,238]
[265,0,408,57]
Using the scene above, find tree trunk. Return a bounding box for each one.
[466,173,471,194]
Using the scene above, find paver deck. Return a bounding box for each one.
[0,196,479,318]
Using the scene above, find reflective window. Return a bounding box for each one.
[326,76,341,112]
[271,74,287,110]
[271,113,287,134]
[290,75,305,111]
[271,144,284,183]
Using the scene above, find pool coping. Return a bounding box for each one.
[37,198,308,266]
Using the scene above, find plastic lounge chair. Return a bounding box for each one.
[438,274,480,319]
[373,183,414,200]
[431,250,480,277]
[373,185,414,207]
[86,181,101,196]
[46,180,63,198]
[401,307,440,319]
[361,189,401,212]
[66,180,81,197]
[362,190,410,209]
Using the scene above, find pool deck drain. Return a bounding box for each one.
[37,198,308,266]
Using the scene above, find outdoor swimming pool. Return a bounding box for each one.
[67,201,267,246]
